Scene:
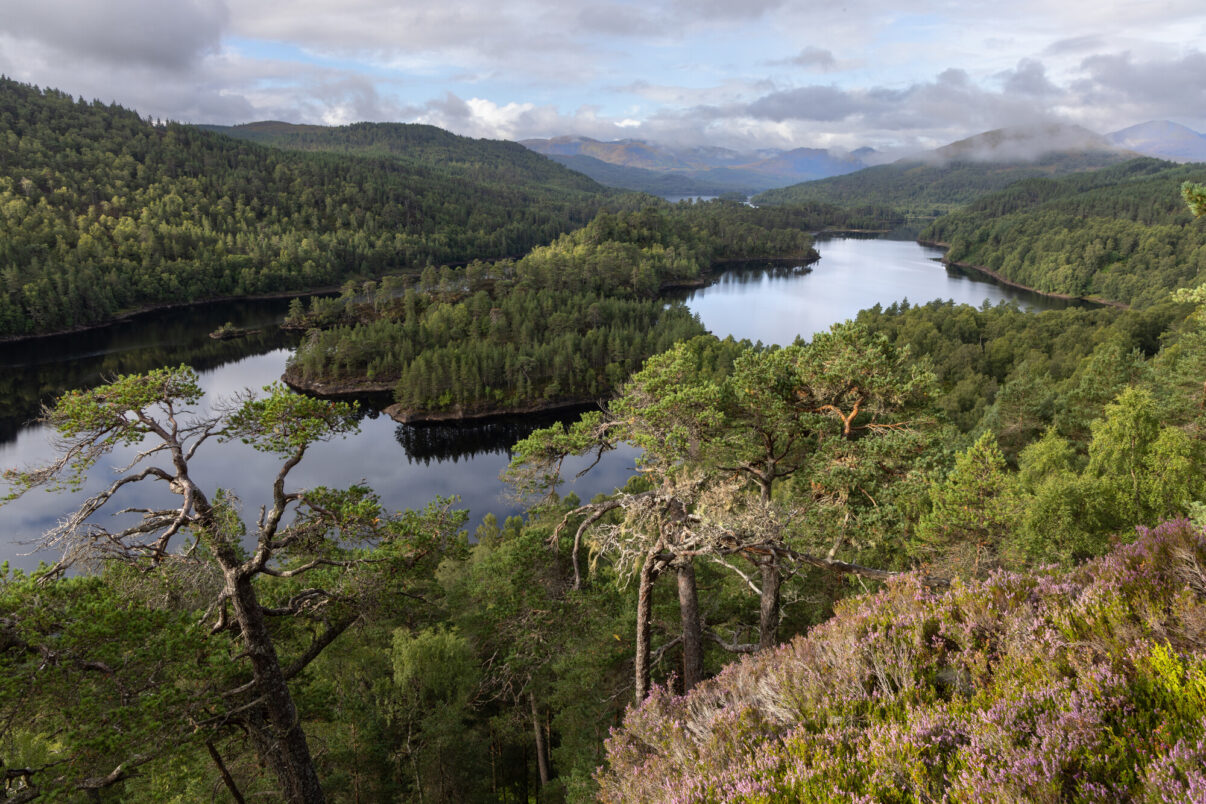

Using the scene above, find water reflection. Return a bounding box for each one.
[396,405,600,465]
[0,298,301,445]
[0,236,1082,568]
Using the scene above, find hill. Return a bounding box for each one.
[921,157,1206,306]
[200,120,605,194]
[1107,120,1206,163]
[522,136,865,196]
[754,124,1136,218]
[0,79,608,338]
[598,519,1206,802]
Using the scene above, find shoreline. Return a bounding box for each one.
[279,370,603,425]
[916,239,1128,309]
[385,398,601,425]
[0,249,821,345]
[0,285,346,345]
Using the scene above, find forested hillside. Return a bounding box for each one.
[0,79,606,337]
[922,158,1206,306]
[754,150,1129,219]
[201,120,604,196]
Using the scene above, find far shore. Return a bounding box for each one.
[916,239,1128,309]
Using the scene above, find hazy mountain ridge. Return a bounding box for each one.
[521,135,867,195]
[753,123,1143,216]
[931,123,1129,163]
[1106,120,1206,163]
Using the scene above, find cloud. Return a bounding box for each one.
[1075,50,1206,106]
[4,0,228,71]
[669,0,785,22]
[1043,35,1105,56]
[746,85,868,122]
[997,58,1061,97]
[787,46,838,71]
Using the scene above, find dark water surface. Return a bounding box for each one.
[0,237,1069,567]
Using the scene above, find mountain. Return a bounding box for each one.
[754,124,1138,217]
[0,79,608,338]
[536,154,743,197]
[521,136,866,196]
[1106,120,1206,163]
[199,120,607,195]
[931,123,1123,163]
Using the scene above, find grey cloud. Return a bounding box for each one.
[746,85,868,122]
[576,5,661,36]
[4,0,228,71]
[790,47,837,70]
[997,58,1060,97]
[424,92,474,121]
[1043,35,1105,56]
[1075,50,1206,108]
[671,0,785,22]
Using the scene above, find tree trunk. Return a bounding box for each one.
[759,557,781,651]
[634,545,662,703]
[676,560,704,692]
[529,691,550,790]
[227,572,325,804]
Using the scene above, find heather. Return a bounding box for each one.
[598,519,1206,803]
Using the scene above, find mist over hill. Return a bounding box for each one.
[753,123,1140,218]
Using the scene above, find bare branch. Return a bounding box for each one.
[258,559,356,579]
[710,556,762,595]
[704,628,759,654]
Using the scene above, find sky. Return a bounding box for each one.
[2,0,1205,156]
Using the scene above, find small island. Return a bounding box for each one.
[279,201,847,422]
[209,322,262,340]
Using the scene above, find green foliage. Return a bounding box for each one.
[0,567,231,800]
[223,382,360,454]
[921,159,1206,306]
[286,202,821,417]
[1183,181,1206,217]
[0,78,608,337]
[913,433,1023,577]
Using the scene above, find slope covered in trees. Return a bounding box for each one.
[922,158,1206,306]
[753,150,1131,220]
[0,79,607,338]
[200,120,605,197]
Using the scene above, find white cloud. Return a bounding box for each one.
[2,0,1206,149]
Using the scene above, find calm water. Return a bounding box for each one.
[681,236,1068,346]
[0,237,1068,568]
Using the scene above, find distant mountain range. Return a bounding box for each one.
[1105,121,1206,163]
[752,124,1144,216]
[520,136,869,196]
[522,121,1205,199]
